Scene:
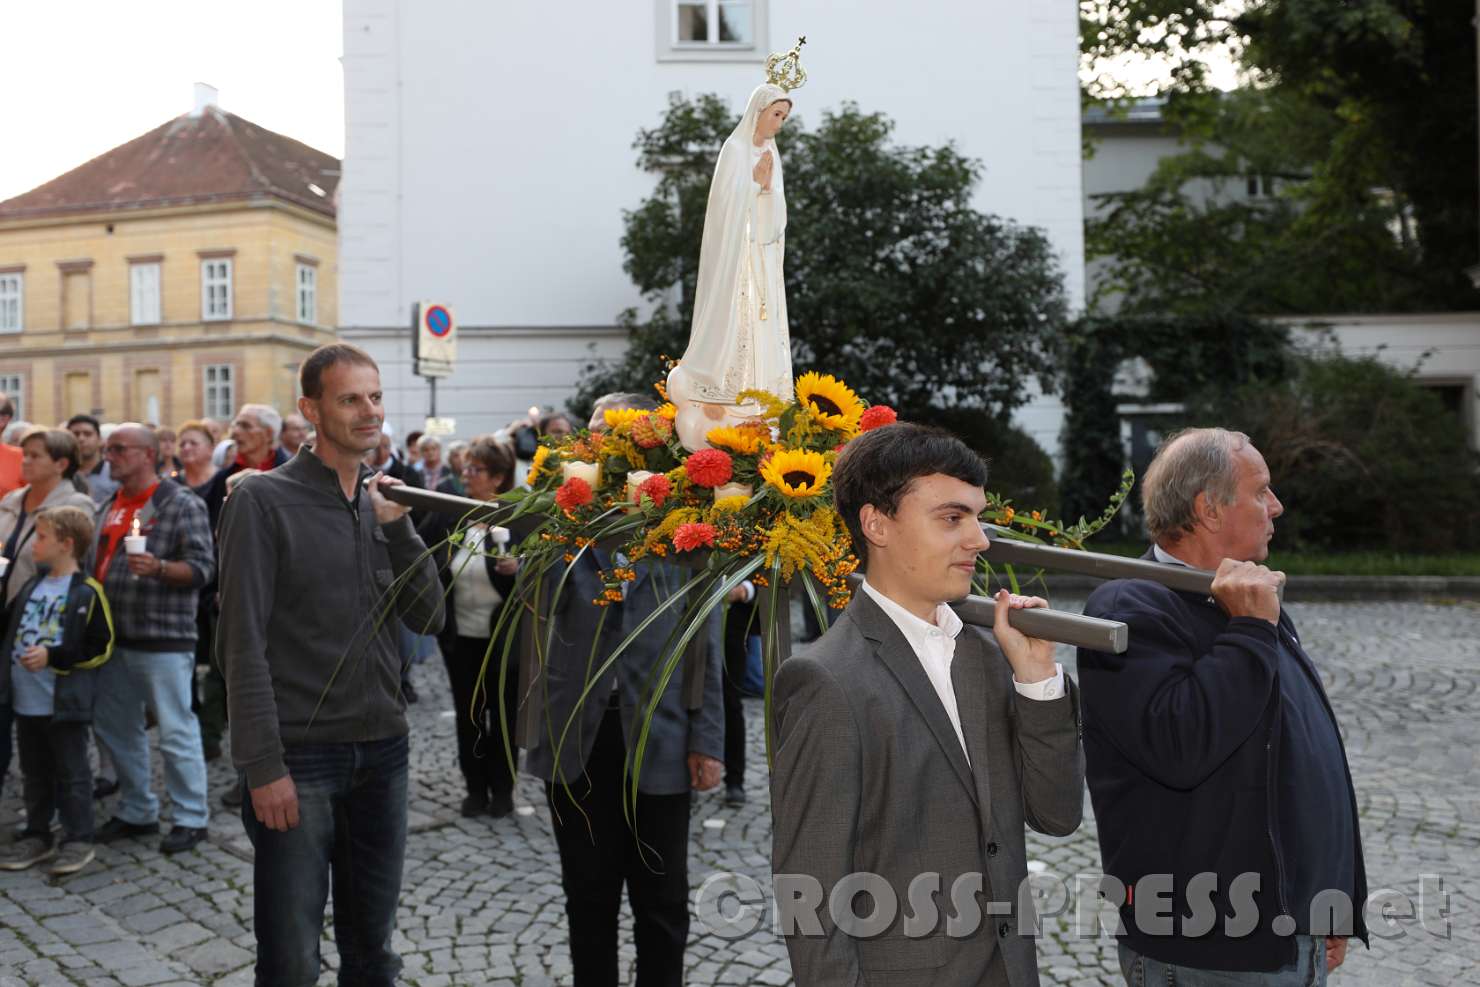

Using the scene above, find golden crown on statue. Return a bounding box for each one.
[765,36,808,92]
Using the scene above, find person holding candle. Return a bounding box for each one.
[0,505,114,875]
[89,423,216,855]
[418,435,522,817]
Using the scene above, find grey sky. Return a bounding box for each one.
[0,0,344,202]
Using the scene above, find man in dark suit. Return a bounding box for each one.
[771,423,1084,987]
[1077,427,1367,985]
[523,392,725,987]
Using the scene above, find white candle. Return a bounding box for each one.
[713,482,753,502]
[490,526,511,548]
[626,470,655,503]
[561,460,600,489]
[124,535,148,555]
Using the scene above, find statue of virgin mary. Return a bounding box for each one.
[667,39,807,450]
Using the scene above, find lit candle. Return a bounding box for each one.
[713,482,754,502]
[626,470,654,503]
[561,460,600,489]
[490,526,511,548]
[125,516,148,555]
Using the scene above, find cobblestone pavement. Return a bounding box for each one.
[0,598,1476,986]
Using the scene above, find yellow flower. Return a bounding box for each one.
[656,402,678,421]
[760,449,832,499]
[711,495,750,515]
[526,445,552,484]
[764,507,840,580]
[603,407,646,431]
[795,372,863,433]
[705,426,764,455]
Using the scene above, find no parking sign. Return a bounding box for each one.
[412,301,457,378]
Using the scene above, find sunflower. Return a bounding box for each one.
[795,372,863,433]
[656,402,678,421]
[760,448,832,499]
[603,407,646,431]
[526,445,552,484]
[705,426,765,456]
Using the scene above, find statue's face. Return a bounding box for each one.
[755,99,791,141]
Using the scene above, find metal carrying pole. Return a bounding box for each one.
[843,573,1128,653]
[980,524,1282,603]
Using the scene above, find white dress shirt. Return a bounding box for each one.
[860,581,1065,763]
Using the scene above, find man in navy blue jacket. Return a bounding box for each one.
[1078,427,1367,986]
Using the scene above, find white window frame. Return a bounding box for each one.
[296,263,318,325]
[202,364,235,420]
[201,258,233,321]
[0,272,23,333]
[130,262,162,325]
[0,373,22,419]
[656,0,766,62]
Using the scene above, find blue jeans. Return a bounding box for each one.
[241,735,409,987]
[1119,937,1329,986]
[92,647,209,829]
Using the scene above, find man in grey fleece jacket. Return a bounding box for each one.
[216,343,444,987]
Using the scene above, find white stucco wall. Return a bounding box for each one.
[339,0,1086,446]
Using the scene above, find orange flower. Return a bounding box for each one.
[555,477,593,511]
[672,522,717,552]
[631,413,673,449]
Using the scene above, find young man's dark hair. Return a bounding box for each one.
[831,422,988,566]
[298,342,378,401]
[65,414,101,435]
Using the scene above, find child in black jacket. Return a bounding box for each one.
[0,505,113,875]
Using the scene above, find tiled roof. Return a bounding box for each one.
[0,108,339,222]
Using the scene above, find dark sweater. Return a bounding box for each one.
[215,447,445,788]
[1077,575,1368,972]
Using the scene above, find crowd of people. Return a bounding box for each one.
[0,349,1368,987]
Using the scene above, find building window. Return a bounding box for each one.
[657,0,765,61]
[0,273,21,333]
[203,364,234,419]
[675,0,753,44]
[131,262,162,325]
[296,263,317,325]
[202,258,233,321]
[0,373,22,419]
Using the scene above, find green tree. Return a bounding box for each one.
[572,95,1070,423]
[1081,0,1480,316]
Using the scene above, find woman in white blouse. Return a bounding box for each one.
[419,436,521,818]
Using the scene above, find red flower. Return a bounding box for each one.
[684,448,733,487]
[555,477,593,511]
[860,405,898,432]
[637,473,671,508]
[672,522,717,551]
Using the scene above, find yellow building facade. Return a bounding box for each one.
[0,103,339,428]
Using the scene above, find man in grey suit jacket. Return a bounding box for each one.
[524,393,725,987]
[771,423,1084,987]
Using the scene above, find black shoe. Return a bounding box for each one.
[220,784,244,809]
[159,826,207,855]
[403,682,420,704]
[488,792,515,819]
[96,816,160,843]
[460,794,488,818]
[725,782,748,806]
[92,777,119,800]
